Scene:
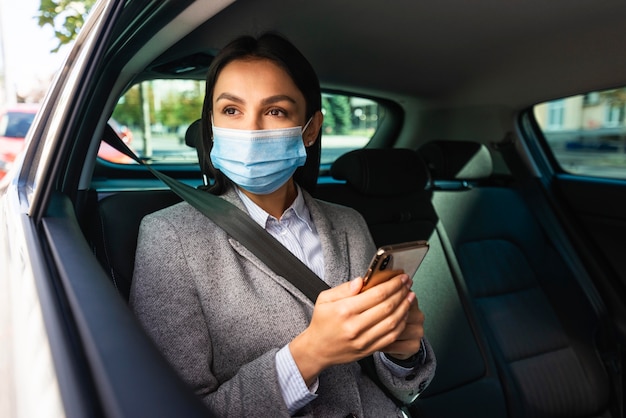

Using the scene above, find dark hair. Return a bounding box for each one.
[199,32,322,194]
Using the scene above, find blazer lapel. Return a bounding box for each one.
[303,192,351,288]
[218,186,320,306]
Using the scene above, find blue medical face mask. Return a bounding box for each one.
[210,118,312,195]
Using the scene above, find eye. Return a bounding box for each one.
[223,107,239,115]
[267,108,287,117]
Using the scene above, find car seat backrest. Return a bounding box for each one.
[316,148,436,246]
[89,119,208,300]
[418,140,492,181]
[315,148,508,417]
[418,140,611,417]
[90,190,182,300]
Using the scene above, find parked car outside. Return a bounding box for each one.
[0,102,134,178]
[0,104,39,179]
[97,118,136,164]
[1,0,626,417]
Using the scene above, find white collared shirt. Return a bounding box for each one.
[236,186,325,280]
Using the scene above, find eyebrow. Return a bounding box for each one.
[215,93,244,103]
[215,93,297,106]
[261,95,297,106]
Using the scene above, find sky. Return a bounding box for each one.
[0,0,71,104]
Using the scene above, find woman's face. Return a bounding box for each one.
[212,58,308,130]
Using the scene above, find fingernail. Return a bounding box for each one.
[407,292,416,303]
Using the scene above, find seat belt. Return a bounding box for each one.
[494,132,623,418]
[105,127,328,302]
[103,127,411,410]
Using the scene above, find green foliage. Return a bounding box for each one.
[112,81,204,131]
[158,88,204,129]
[321,96,335,134]
[112,85,143,127]
[322,95,352,134]
[37,0,97,53]
[331,95,352,135]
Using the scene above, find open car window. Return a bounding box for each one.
[101,80,381,167]
[534,88,626,180]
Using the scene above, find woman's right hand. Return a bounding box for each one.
[289,274,413,387]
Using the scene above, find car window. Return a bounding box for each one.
[534,88,626,180]
[103,80,380,167]
[109,79,204,164]
[319,93,378,166]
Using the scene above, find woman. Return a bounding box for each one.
[131,33,435,417]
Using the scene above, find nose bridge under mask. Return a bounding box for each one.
[209,122,307,195]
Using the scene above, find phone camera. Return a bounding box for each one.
[380,255,392,270]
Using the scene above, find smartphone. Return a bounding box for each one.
[361,240,429,292]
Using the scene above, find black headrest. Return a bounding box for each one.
[185,119,202,148]
[331,148,429,196]
[184,119,214,183]
[418,140,493,180]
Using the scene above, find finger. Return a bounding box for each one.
[383,338,422,359]
[403,298,424,322]
[354,292,414,351]
[358,277,412,322]
[316,276,364,304]
[406,306,425,326]
[350,274,410,314]
[382,322,424,356]
[390,320,424,342]
[358,307,411,353]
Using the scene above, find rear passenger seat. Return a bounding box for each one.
[416,140,613,417]
[318,144,617,417]
[315,148,508,417]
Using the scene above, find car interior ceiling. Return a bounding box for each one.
[67,0,626,416]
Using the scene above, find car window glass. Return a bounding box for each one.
[108,79,204,164]
[534,88,626,180]
[103,80,380,167]
[319,93,378,166]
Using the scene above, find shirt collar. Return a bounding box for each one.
[236,185,314,232]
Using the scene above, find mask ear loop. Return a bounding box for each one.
[204,111,214,186]
[302,117,314,146]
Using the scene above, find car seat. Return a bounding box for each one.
[418,140,614,417]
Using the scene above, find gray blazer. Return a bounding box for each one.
[130,187,435,417]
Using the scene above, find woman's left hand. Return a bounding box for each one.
[380,295,425,360]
